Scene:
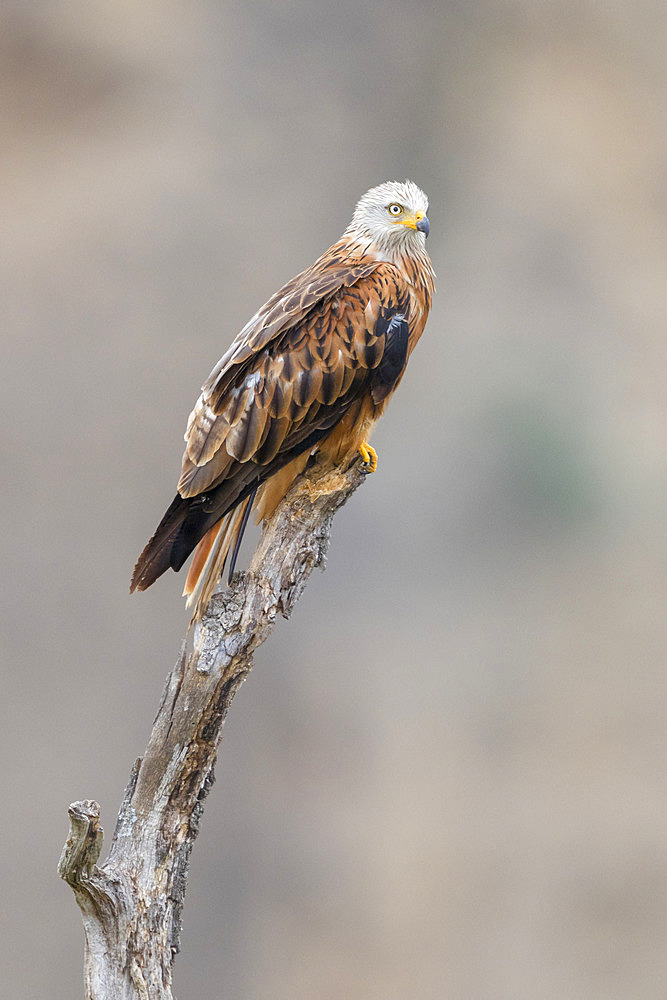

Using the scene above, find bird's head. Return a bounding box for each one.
[346,179,430,254]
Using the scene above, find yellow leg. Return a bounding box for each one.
[358,441,378,474]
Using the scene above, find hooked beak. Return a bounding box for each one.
[395,210,430,237]
[416,213,430,237]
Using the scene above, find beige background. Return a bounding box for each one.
[2,1,666,997]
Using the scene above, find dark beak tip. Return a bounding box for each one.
[417,216,430,237]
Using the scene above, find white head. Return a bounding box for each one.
[345,179,430,254]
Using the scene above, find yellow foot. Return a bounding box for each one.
[358,442,378,474]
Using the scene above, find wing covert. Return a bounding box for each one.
[178,261,412,500]
[202,250,380,404]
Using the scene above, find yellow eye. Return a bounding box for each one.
[387,203,403,216]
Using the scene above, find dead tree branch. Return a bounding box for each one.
[59,459,365,1000]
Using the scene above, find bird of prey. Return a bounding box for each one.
[131,179,434,618]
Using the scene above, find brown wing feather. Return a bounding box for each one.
[187,267,409,500]
[131,248,428,596]
[178,247,382,493]
[201,246,381,404]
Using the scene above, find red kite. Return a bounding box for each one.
[131,180,434,617]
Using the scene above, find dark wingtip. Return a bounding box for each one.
[129,493,191,594]
[129,541,169,593]
[129,558,153,593]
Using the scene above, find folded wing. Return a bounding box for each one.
[130,250,411,594]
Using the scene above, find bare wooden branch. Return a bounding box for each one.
[60,459,365,1000]
[58,800,104,883]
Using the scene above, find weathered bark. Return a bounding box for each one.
[59,459,365,1000]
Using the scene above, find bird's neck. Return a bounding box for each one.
[344,230,433,282]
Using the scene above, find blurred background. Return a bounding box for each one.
[2,1,666,997]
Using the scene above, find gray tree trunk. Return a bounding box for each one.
[59,461,365,999]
